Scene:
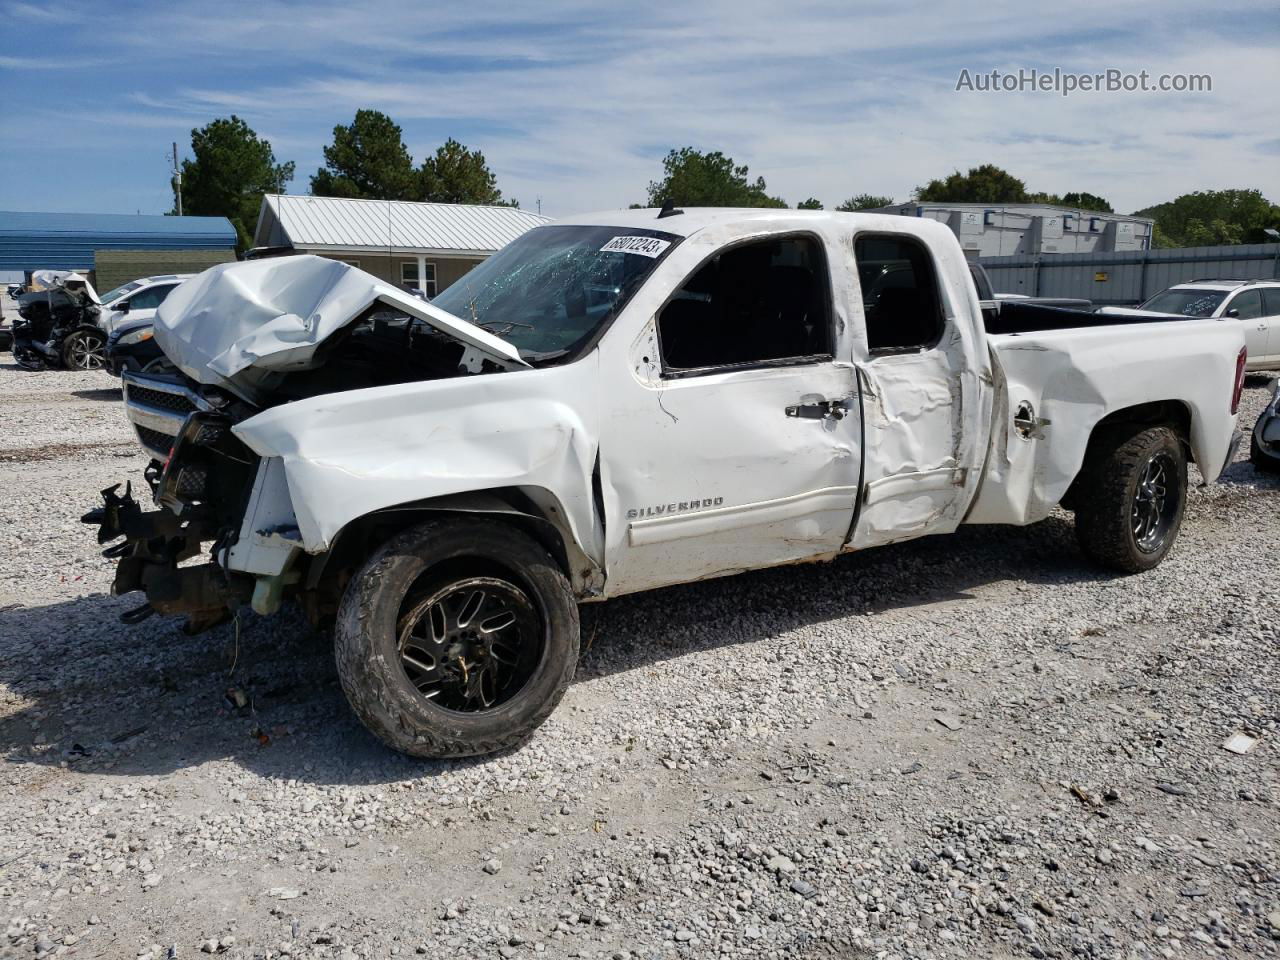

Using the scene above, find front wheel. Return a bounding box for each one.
[334,517,579,758]
[62,328,106,370]
[1074,425,1187,573]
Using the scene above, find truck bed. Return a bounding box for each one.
[982,299,1189,336]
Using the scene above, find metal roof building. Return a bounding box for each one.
[253,194,551,296]
[0,210,237,272]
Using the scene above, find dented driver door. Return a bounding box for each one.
[598,355,862,595]
[597,232,863,596]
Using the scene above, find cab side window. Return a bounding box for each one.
[1265,288,1280,317]
[854,235,945,353]
[1228,289,1263,320]
[657,236,832,374]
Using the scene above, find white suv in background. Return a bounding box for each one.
[1102,279,1280,370]
[96,274,193,335]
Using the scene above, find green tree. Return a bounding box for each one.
[1134,189,1280,247]
[1060,191,1113,212]
[796,197,823,210]
[311,109,416,200]
[418,138,514,205]
[915,164,1028,203]
[645,148,786,208]
[1027,191,1063,205]
[175,116,294,251]
[836,194,894,211]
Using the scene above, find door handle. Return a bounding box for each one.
[786,397,850,420]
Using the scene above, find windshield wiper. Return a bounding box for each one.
[476,319,534,336]
[519,348,572,365]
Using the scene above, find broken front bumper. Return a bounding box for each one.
[82,483,240,632]
[82,400,266,632]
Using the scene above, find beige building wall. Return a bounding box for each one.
[310,253,482,295]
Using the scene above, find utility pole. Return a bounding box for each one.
[172,142,182,216]
[536,195,542,216]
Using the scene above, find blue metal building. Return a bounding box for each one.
[0,210,236,272]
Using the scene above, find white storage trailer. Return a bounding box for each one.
[871,202,1153,258]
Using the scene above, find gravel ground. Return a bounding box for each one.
[0,360,1277,960]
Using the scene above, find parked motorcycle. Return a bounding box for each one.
[12,277,106,371]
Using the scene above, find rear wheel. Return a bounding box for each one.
[1074,425,1186,573]
[62,328,106,370]
[334,517,579,758]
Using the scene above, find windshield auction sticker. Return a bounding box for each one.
[600,235,672,258]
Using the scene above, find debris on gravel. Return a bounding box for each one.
[1,365,1278,959]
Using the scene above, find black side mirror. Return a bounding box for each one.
[116,300,130,313]
[1225,308,1239,318]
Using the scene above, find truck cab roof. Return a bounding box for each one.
[557,206,945,240]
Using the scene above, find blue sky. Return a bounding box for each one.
[2,0,1277,219]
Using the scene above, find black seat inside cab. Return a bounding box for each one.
[867,286,937,351]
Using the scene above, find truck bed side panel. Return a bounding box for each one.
[966,321,1242,526]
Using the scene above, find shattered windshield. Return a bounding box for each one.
[432,225,681,362]
[1139,289,1227,317]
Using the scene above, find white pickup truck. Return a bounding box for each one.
[85,209,1247,758]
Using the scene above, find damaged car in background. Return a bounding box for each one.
[11,270,106,370]
[1251,376,1280,473]
[84,211,1246,758]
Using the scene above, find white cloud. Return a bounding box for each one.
[5,0,1279,216]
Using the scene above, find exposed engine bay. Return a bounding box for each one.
[83,255,527,632]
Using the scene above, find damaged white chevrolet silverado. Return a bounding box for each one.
[84,208,1247,758]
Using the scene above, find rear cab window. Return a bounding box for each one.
[853,235,946,354]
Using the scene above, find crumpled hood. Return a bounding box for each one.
[153,255,525,395]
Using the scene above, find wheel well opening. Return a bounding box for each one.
[1061,401,1192,511]
[299,489,577,626]
[1092,400,1191,448]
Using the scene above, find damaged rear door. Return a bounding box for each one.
[848,233,987,547]
[598,233,862,595]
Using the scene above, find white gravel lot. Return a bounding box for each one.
[0,360,1277,960]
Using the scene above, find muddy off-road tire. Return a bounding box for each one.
[335,517,579,758]
[1074,425,1187,573]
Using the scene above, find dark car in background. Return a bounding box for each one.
[106,317,167,374]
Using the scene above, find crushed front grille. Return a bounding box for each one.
[126,384,199,415]
[135,424,175,456]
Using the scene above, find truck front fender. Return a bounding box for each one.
[230,360,603,570]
